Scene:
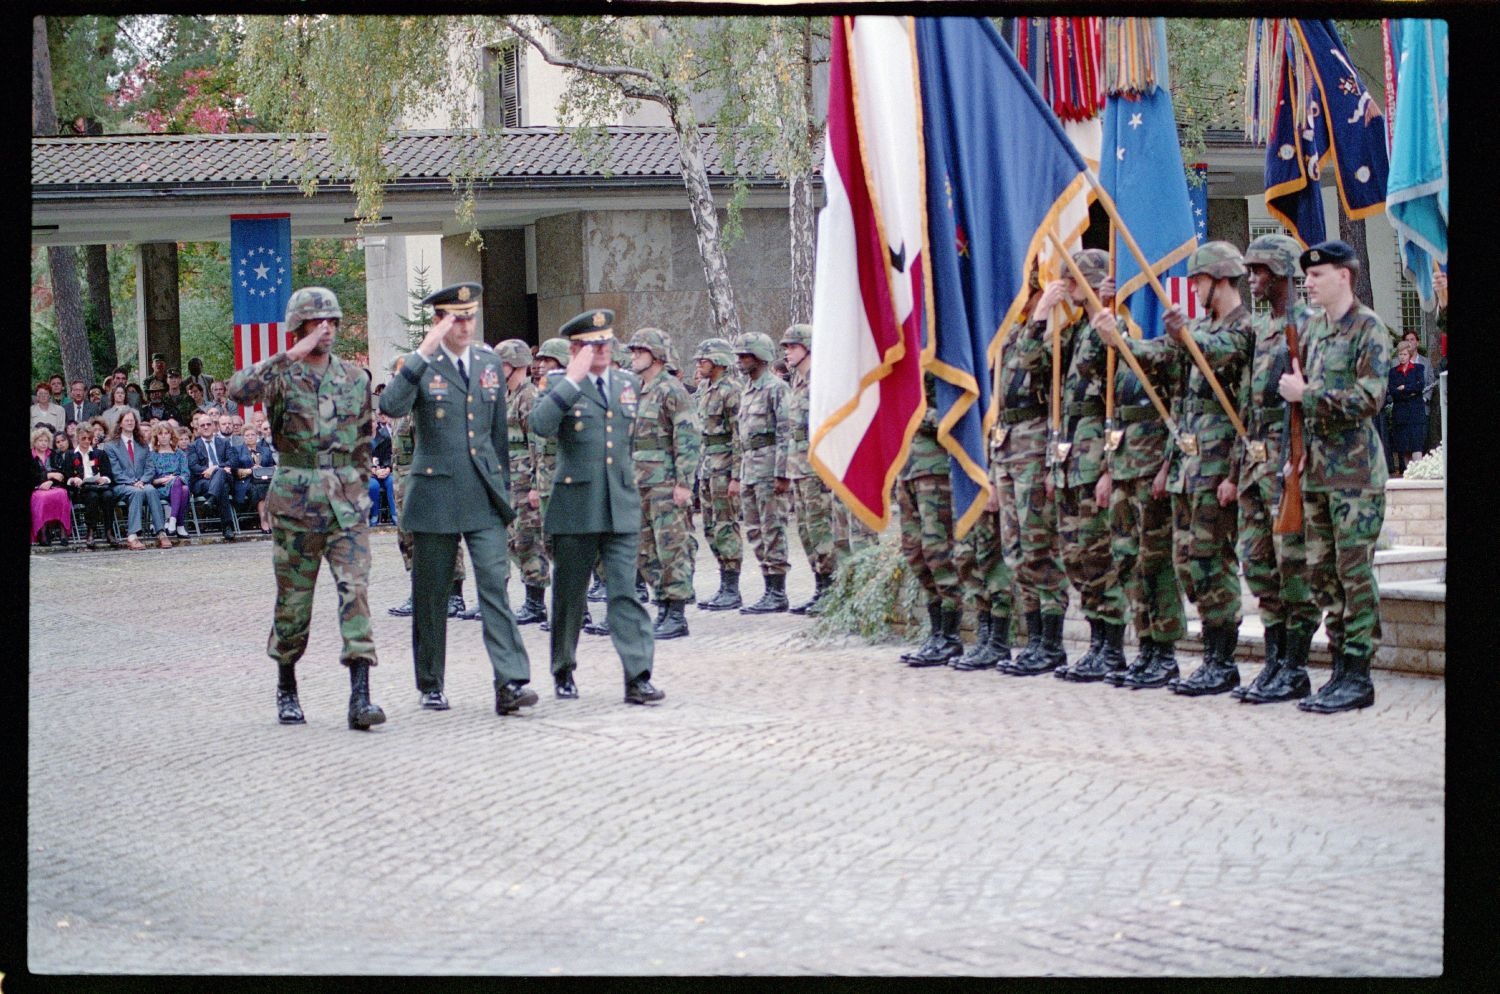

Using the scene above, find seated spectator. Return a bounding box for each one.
[124,381,145,411]
[89,418,108,447]
[187,412,237,541]
[235,423,276,533]
[149,422,192,538]
[53,429,72,466]
[208,379,241,416]
[63,379,101,426]
[175,424,193,452]
[30,382,65,435]
[106,409,171,550]
[62,421,116,549]
[219,412,247,457]
[87,384,105,412]
[140,379,175,422]
[30,428,73,546]
[186,356,213,399]
[369,410,397,526]
[101,384,134,431]
[185,379,208,414]
[48,374,66,403]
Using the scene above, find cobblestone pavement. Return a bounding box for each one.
[28,531,1443,976]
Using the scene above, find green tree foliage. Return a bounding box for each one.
[1166,19,1247,176]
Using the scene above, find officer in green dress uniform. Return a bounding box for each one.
[529,309,664,705]
[378,283,538,717]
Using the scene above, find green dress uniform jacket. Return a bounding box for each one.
[530,370,644,535]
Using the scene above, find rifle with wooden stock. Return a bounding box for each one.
[1273,315,1304,534]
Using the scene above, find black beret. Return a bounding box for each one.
[421,282,482,316]
[559,308,616,343]
[1300,239,1357,271]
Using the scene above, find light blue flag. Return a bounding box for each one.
[1099,18,1197,342]
[1387,18,1448,311]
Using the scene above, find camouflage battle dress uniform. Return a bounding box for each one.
[227,286,385,730]
[499,340,550,625]
[627,329,702,638]
[993,317,1070,675]
[951,406,1018,671]
[1104,354,1187,689]
[693,338,745,611]
[735,334,792,613]
[898,374,970,667]
[1292,243,1392,714]
[780,324,839,614]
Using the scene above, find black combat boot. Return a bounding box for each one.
[1058,618,1106,681]
[1094,621,1128,678]
[951,613,993,670]
[901,602,945,663]
[388,594,414,617]
[790,572,832,615]
[1109,637,1153,687]
[910,604,963,667]
[1001,610,1045,674]
[635,571,650,603]
[587,570,608,602]
[654,600,669,627]
[655,600,690,640]
[1234,622,1285,701]
[514,585,547,625]
[1010,612,1067,675]
[805,572,837,616]
[1126,639,1179,689]
[701,569,742,611]
[346,661,387,730]
[740,573,789,614]
[1173,623,1241,696]
[955,611,1010,671]
[1299,650,1374,713]
[1248,623,1314,703]
[276,663,305,724]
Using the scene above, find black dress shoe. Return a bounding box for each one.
[586,575,608,602]
[420,690,450,710]
[495,680,539,714]
[554,674,579,699]
[276,688,305,724]
[221,529,236,543]
[625,677,665,705]
[583,615,611,636]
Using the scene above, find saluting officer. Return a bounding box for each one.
[378,283,538,717]
[530,309,664,705]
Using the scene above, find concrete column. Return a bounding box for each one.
[479,228,529,345]
[440,234,484,341]
[135,243,181,380]
[363,234,409,385]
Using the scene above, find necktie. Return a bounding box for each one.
[205,440,217,468]
[456,357,468,387]
[127,440,135,463]
[596,376,607,402]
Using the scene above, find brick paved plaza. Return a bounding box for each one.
[27,534,1444,976]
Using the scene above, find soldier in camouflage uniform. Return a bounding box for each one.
[992,292,1072,676]
[1280,240,1391,714]
[1229,234,1321,703]
[627,328,702,639]
[227,286,386,731]
[898,373,969,666]
[779,324,839,615]
[497,339,549,626]
[951,426,1016,671]
[1016,251,1129,681]
[734,333,793,614]
[1130,241,1255,696]
[693,337,745,611]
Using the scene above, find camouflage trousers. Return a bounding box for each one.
[958,505,1014,617]
[396,471,465,583]
[1237,474,1318,630]
[1170,489,1241,627]
[1057,484,1127,623]
[1109,476,1186,642]
[896,474,964,608]
[699,473,742,573]
[832,498,879,563]
[741,481,790,576]
[791,476,839,576]
[1303,488,1385,658]
[1004,457,1068,616]
[268,510,376,667]
[637,484,698,602]
[508,487,550,587]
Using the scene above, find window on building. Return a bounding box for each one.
[1392,231,1423,337]
[483,44,523,129]
[1247,220,1306,319]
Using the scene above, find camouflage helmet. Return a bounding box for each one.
[385,351,410,375]
[284,286,342,327]
[626,327,673,364]
[495,339,533,368]
[734,332,777,364]
[780,323,813,349]
[1243,234,1304,278]
[611,340,631,367]
[1070,249,1111,289]
[536,338,571,365]
[1187,240,1247,280]
[694,337,733,366]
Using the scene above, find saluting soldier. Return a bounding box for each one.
[1132,242,1256,696]
[626,328,701,639]
[378,283,538,717]
[491,339,550,627]
[733,333,793,614]
[1230,234,1321,703]
[1278,239,1392,714]
[530,309,664,705]
[693,337,745,611]
[779,323,839,615]
[226,286,385,731]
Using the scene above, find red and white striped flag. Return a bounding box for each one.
[809,16,927,533]
[233,323,293,417]
[1164,275,1202,321]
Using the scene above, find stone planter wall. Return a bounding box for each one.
[1382,479,1446,548]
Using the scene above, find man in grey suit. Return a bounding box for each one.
[530,309,664,705]
[378,283,538,717]
[106,410,171,550]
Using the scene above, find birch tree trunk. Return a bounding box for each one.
[670,103,741,342]
[788,171,816,324]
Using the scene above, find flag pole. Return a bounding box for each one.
[1082,170,1249,439]
[1046,229,1179,437]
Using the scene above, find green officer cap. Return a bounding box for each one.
[1187,240,1247,280]
[1244,234,1304,278]
[780,323,813,348]
[421,282,482,317]
[559,308,616,343]
[495,339,533,367]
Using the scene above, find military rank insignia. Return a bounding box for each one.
[619,386,637,405]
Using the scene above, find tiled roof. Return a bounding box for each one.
[32,127,784,189]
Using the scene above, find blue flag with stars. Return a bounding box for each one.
[1189,163,1210,244]
[1099,18,1197,341]
[230,215,292,324]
